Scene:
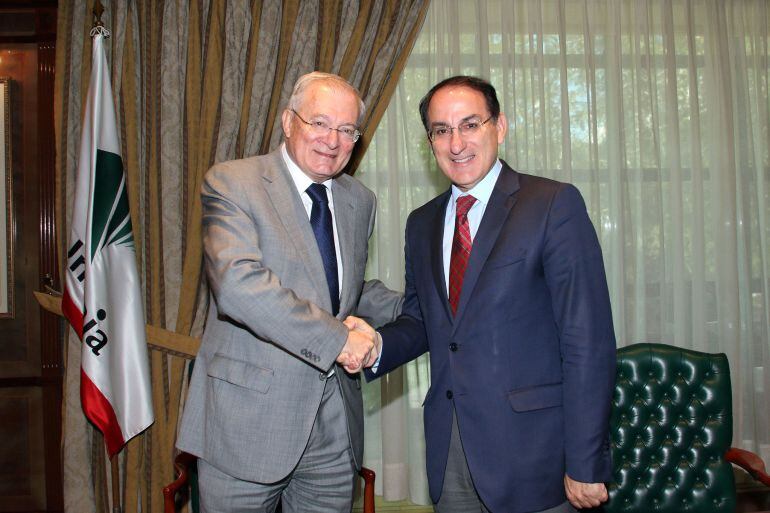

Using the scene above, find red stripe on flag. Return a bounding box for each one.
[80,369,125,457]
[62,289,84,339]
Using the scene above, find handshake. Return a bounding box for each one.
[336,316,379,374]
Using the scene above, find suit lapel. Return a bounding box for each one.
[261,151,331,313]
[431,191,453,324]
[452,164,520,329]
[332,178,356,316]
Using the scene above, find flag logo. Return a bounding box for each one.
[62,29,154,457]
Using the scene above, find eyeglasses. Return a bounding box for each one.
[290,109,361,143]
[427,116,494,142]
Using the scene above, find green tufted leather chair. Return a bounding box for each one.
[603,343,769,513]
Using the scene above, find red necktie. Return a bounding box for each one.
[448,195,476,316]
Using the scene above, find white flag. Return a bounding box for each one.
[62,29,153,456]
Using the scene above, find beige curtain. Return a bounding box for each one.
[53,1,429,511]
[358,0,770,504]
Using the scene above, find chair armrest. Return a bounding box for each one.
[163,452,197,513]
[358,467,376,513]
[726,447,770,486]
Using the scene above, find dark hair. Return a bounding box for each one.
[418,75,501,132]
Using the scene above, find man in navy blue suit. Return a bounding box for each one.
[350,76,616,512]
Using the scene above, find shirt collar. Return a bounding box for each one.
[450,158,502,206]
[281,143,333,194]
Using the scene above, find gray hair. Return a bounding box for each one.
[287,72,366,126]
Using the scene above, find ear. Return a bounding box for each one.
[427,136,436,155]
[495,113,508,143]
[281,109,293,138]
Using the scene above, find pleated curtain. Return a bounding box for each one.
[53,1,429,511]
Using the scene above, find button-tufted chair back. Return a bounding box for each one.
[603,343,736,513]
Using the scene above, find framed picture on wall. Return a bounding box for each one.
[0,77,13,318]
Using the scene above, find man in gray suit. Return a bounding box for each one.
[177,72,403,512]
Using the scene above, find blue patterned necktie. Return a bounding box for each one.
[306,183,340,316]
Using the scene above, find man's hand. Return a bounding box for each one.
[343,316,380,367]
[564,475,608,509]
[336,317,376,373]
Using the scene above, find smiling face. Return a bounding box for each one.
[426,85,507,191]
[281,81,360,182]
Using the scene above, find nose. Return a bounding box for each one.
[322,127,341,148]
[449,128,465,154]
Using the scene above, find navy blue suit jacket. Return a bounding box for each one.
[369,162,616,512]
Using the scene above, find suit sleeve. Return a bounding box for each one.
[543,183,617,483]
[202,164,347,372]
[356,279,404,328]
[356,193,405,327]
[366,215,430,381]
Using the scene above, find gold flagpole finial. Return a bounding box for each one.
[93,0,105,29]
[90,1,110,38]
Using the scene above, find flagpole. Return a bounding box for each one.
[111,457,120,513]
[89,2,125,510]
[65,0,152,509]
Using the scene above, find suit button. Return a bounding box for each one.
[319,372,327,381]
[449,342,458,352]
[446,390,453,399]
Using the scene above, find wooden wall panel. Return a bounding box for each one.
[0,4,61,512]
[0,387,45,512]
[0,45,41,379]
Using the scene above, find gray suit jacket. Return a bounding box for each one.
[177,147,402,483]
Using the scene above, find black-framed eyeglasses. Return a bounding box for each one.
[291,109,361,143]
[427,116,494,142]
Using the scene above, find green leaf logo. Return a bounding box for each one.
[90,149,134,261]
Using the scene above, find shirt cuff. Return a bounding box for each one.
[370,332,383,373]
